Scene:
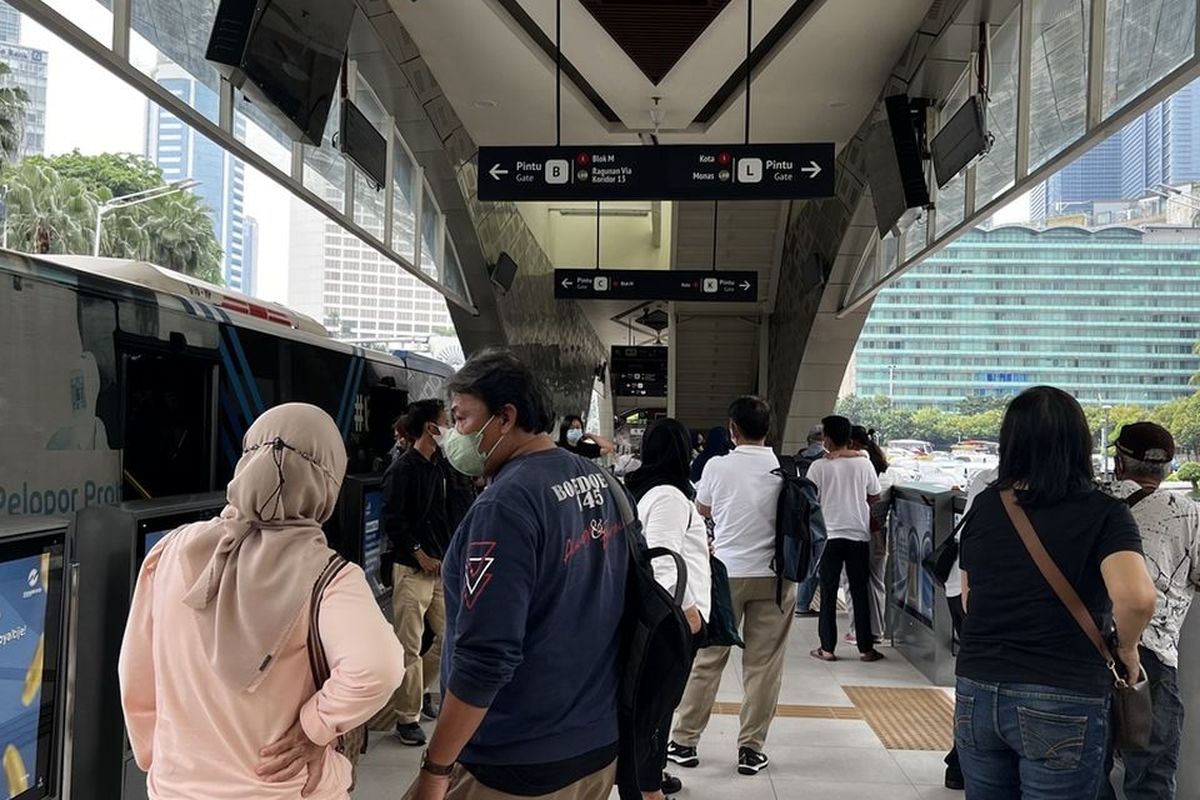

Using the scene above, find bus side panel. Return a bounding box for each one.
[0,276,121,519]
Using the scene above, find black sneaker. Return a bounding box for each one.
[661,772,683,795]
[394,722,426,747]
[422,692,440,721]
[737,747,769,775]
[666,741,699,768]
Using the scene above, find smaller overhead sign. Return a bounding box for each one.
[611,345,668,398]
[478,143,834,201]
[555,269,758,302]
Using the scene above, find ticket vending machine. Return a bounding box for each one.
[330,475,390,606]
[0,518,68,800]
[67,494,224,800]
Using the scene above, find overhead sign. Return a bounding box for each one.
[555,269,758,302]
[611,346,668,398]
[478,143,834,201]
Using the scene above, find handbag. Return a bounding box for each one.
[998,489,1153,752]
[703,555,745,649]
[922,510,971,587]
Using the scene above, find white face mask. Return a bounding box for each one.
[432,426,451,447]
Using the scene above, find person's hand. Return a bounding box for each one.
[1116,645,1143,685]
[683,605,702,635]
[415,549,442,576]
[403,770,451,800]
[257,720,325,796]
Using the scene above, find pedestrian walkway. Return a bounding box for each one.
[353,615,962,800]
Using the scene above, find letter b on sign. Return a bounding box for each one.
[545,159,569,184]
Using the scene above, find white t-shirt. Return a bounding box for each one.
[695,446,781,578]
[945,466,998,597]
[637,485,712,621]
[806,454,882,542]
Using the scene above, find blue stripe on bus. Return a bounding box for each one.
[217,336,254,428]
[178,297,197,316]
[335,356,358,434]
[224,327,265,415]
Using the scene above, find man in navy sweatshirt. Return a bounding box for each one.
[405,349,628,800]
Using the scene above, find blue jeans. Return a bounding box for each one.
[1101,647,1185,800]
[955,677,1111,800]
[795,574,819,611]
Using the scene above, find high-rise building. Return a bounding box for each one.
[1032,78,1200,221]
[146,61,249,291]
[241,215,258,297]
[854,226,1200,408]
[0,5,48,159]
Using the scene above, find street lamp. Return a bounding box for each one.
[93,179,200,257]
[888,364,896,399]
[1100,403,1113,476]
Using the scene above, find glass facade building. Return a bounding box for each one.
[0,6,48,159]
[855,226,1200,408]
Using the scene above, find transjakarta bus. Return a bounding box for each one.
[0,250,454,520]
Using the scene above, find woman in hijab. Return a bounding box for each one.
[621,419,710,800]
[689,425,732,484]
[119,403,406,799]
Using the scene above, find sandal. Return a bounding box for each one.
[810,648,838,662]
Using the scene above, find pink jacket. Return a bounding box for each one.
[119,538,405,800]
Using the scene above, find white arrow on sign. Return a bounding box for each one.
[561,278,571,289]
[489,163,509,181]
[740,281,752,291]
[801,160,822,179]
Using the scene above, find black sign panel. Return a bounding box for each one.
[555,269,757,302]
[611,346,668,398]
[478,143,834,201]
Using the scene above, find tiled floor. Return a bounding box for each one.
[354,614,963,800]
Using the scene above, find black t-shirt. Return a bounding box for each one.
[559,440,603,459]
[957,486,1143,695]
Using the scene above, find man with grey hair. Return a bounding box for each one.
[1102,422,1200,800]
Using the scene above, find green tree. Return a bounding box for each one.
[0,62,28,169]
[26,151,163,197]
[955,395,1011,416]
[1,161,97,254]
[142,191,222,284]
[1172,462,1200,489]
[1154,392,1200,458]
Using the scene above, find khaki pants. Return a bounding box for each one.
[392,564,445,724]
[430,761,615,800]
[672,576,796,751]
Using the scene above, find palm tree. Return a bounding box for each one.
[0,62,28,168]
[141,191,223,284]
[0,161,97,253]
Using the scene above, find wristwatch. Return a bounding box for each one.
[420,750,454,777]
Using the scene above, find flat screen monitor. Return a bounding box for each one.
[0,530,65,800]
[135,507,223,567]
[362,489,384,599]
[931,95,989,189]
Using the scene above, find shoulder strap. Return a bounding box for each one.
[1126,487,1154,508]
[598,468,638,563]
[998,489,1116,671]
[307,554,352,688]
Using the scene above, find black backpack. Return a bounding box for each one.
[598,470,693,790]
[771,456,828,608]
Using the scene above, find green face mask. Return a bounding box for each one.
[442,416,503,477]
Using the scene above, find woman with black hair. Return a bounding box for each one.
[689,426,732,484]
[621,418,710,800]
[954,386,1157,799]
[557,414,614,459]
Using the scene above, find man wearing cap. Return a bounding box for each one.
[792,425,827,618]
[1102,422,1200,800]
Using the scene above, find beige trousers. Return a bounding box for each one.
[672,576,796,751]
[431,761,616,800]
[392,564,445,724]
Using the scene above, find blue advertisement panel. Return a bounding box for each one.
[362,490,384,599]
[0,552,50,798]
[889,497,936,628]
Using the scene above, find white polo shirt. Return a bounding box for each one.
[695,446,782,578]
[806,454,882,542]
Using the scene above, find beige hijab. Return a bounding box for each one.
[178,403,348,692]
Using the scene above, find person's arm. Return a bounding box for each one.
[118,545,162,771]
[412,500,539,799]
[694,459,716,519]
[298,566,407,746]
[865,463,882,508]
[1097,503,1157,679]
[584,434,615,457]
[961,569,970,614]
[640,491,701,631]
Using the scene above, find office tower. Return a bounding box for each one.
[855,225,1200,408]
[146,61,249,291]
[0,5,49,159]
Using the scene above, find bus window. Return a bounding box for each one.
[121,349,217,500]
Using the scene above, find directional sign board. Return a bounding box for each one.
[555,269,758,302]
[611,346,668,398]
[478,143,834,202]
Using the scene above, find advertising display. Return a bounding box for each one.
[889,496,936,628]
[0,533,64,800]
[362,490,384,599]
